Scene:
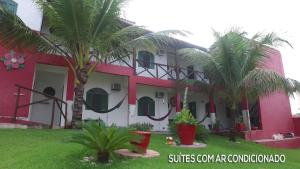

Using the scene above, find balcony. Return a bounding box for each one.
[135,59,206,82]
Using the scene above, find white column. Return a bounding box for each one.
[128,104,136,125]
[64,100,74,127]
[210,112,216,125]
[242,110,251,131]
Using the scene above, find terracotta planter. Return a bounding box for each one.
[236,123,245,132]
[130,131,151,154]
[177,123,196,145]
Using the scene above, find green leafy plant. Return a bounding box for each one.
[129,122,153,131]
[168,121,177,137]
[70,121,136,163]
[181,29,300,141]
[195,124,209,143]
[213,120,220,130]
[174,109,198,125]
[174,87,198,125]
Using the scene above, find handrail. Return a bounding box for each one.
[14,84,68,129]
[136,59,176,68]
[15,84,67,104]
[136,59,206,81]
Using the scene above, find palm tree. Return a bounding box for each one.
[0,0,185,127]
[181,29,300,141]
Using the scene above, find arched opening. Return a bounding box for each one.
[86,88,108,112]
[138,96,155,116]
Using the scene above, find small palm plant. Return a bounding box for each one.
[70,121,135,163]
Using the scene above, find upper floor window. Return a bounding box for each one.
[187,65,195,79]
[138,51,154,69]
[0,0,18,14]
[138,96,155,116]
[86,88,108,112]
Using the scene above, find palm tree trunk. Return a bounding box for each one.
[72,68,88,128]
[229,105,237,142]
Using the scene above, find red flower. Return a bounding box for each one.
[1,50,25,70]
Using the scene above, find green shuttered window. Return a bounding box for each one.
[138,51,155,69]
[86,88,108,112]
[138,96,155,116]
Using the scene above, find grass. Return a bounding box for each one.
[0,129,300,169]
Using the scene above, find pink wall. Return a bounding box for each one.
[293,117,300,136]
[0,46,73,119]
[246,48,296,140]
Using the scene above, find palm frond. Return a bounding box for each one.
[0,7,56,53]
[69,121,135,161]
[243,68,297,97]
[125,29,189,51]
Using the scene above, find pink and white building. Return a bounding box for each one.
[0,0,299,148]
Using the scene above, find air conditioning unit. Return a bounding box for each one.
[155,92,164,98]
[111,83,121,91]
[157,49,165,56]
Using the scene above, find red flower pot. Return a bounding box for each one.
[130,131,151,154]
[177,124,196,145]
[235,123,245,132]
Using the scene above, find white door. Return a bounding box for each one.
[30,70,65,126]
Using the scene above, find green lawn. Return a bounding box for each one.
[0,129,299,169]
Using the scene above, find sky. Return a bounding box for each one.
[122,0,300,81]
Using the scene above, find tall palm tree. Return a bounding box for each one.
[0,0,186,127]
[181,29,300,141]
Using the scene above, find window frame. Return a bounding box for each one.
[85,88,108,112]
[137,96,155,116]
[137,50,155,69]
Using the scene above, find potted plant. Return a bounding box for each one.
[235,116,245,132]
[174,87,198,145]
[129,122,153,154]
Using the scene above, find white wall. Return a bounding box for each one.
[135,84,169,131]
[29,64,68,127]
[290,92,300,115]
[15,0,43,31]
[168,90,230,130]
[135,48,169,79]
[214,98,230,129]
[167,53,205,81]
[83,73,129,127]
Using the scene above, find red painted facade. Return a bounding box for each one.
[0,46,72,119]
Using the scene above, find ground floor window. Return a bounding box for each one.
[138,96,155,116]
[86,88,108,111]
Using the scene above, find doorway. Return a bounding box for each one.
[29,65,67,126]
[188,102,197,119]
